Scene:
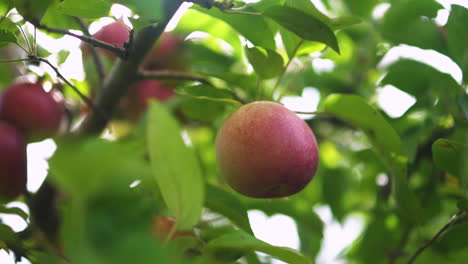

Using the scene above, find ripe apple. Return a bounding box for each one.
[215,101,319,198]
[152,216,195,241]
[143,32,186,70]
[82,21,129,59]
[0,121,27,201]
[0,82,65,142]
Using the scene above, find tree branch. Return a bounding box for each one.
[77,0,184,135]
[31,20,128,59]
[407,211,466,264]
[138,69,211,85]
[74,17,106,84]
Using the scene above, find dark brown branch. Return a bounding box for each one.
[35,57,105,120]
[138,69,211,84]
[77,0,184,135]
[31,20,128,59]
[74,17,106,84]
[407,211,466,264]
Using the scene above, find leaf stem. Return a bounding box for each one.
[407,211,466,264]
[273,39,303,100]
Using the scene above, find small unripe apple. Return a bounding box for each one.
[152,216,195,241]
[0,121,27,201]
[215,101,319,198]
[0,82,64,142]
[82,21,129,59]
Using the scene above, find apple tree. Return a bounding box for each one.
[0,0,467,263]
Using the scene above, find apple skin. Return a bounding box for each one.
[152,216,195,241]
[0,82,64,142]
[83,22,129,59]
[143,33,186,70]
[215,101,319,198]
[0,121,27,201]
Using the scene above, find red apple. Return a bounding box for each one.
[215,101,319,198]
[0,121,27,201]
[0,82,64,142]
[152,216,195,241]
[82,21,129,59]
[143,32,186,70]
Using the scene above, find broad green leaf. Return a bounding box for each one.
[205,229,312,264]
[380,59,459,103]
[380,0,445,52]
[263,6,340,54]
[457,93,468,119]
[446,5,468,81]
[330,16,362,30]
[41,2,81,33]
[321,94,420,223]
[205,184,253,234]
[432,138,467,183]
[322,168,348,222]
[57,50,70,65]
[12,0,54,20]
[435,222,468,253]
[0,205,28,222]
[0,1,13,16]
[56,0,110,19]
[187,42,237,73]
[176,9,243,57]
[0,29,16,47]
[146,101,204,230]
[175,84,241,106]
[284,0,331,24]
[192,4,276,50]
[342,0,379,17]
[49,138,148,197]
[280,28,325,58]
[114,0,163,23]
[245,46,284,80]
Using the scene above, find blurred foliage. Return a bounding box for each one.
[1,0,468,264]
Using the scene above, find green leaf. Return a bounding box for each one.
[114,0,163,23]
[41,2,81,33]
[49,138,147,197]
[146,101,204,230]
[57,50,70,65]
[380,0,445,53]
[0,29,16,47]
[432,138,467,183]
[245,46,284,80]
[380,59,459,103]
[175,84,241,106]
[457,93,468,119]
[205,184,253,234]
[263,6,339,54]
[176,9,243,57]
[446,5,468,81]
[192,4,276,50]
[435,222,468,253]
[0,1,13,16]
[56,0,110,19]
[0,205,28,222]
[321,94,421,223]
[12,0,54,20]
[205,229,312,264]
[330,16,362,30]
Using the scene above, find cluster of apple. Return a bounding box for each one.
[0,82,64,201]
[82,22,185,120]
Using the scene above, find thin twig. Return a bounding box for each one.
[74,17,106,84]
[31,20,128,59]
[407,211,466,264]
[138,70,212,85]
[35,57,105,119]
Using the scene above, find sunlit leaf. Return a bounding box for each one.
[56,0,110,19]
[146,101,204,230]
[245,46,284,80]
[264,6,339,54]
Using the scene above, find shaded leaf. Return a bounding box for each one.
[56,0,110,19]
[205,229,312,264]
[432,138,467,183]
[147,101,204,230]
[264,6,339,54]
[446,5,468,81]
[205,184,253,234]
[245,46,284,80]
[0,205,28,222]
[321,94,421,223]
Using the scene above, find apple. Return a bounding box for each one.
[0,82,64,142]
[215,101,319,198]
[82,21,129,59]
[0,121,27,201]
[152,216,195,241]
[143,32,186,70]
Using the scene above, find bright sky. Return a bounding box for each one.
[1,0,467,263]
